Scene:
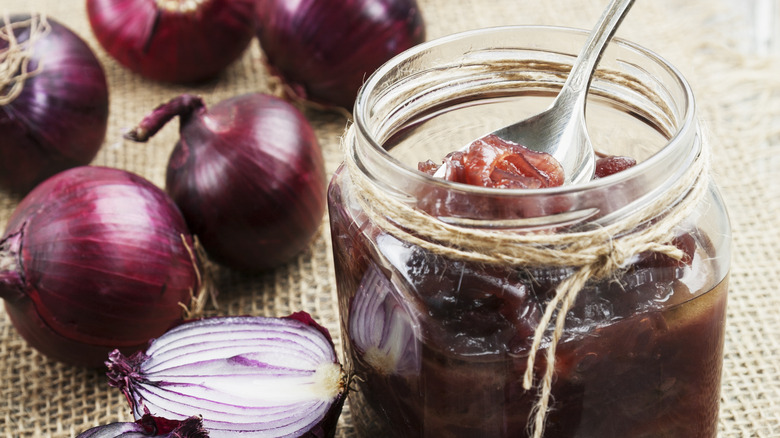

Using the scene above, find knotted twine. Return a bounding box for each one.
[0,13,50,106]
[341,123,711,437]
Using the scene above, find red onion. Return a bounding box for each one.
[0,166,200,367]
[255,0,426,109]
[349,263,419,376]
[86,0,255,83]
[77,414,209,438]
[0,14,108,194]
[106,312,347,438]
[125,93,326,272]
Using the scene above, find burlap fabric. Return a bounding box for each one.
[1,0,778,436]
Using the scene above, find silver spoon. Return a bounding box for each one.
[436,0,635,184]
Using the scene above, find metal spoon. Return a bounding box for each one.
[437,0,635,184]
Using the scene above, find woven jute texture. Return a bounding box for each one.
[1,0,778,436]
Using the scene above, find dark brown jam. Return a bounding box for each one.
[417,133,636,188]
[328,23,729,437]
[328,161,726,437]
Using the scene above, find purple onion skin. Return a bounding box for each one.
[86,0,255,83]
[76,414,209,438]
[255,0,425,109]
[0,14,109,194]
[127,93,326,272]
[0,166,200,367]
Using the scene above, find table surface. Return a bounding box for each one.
[1,0,778,436]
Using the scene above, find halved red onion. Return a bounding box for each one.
[106,313,347,438]
[76,414,208,437]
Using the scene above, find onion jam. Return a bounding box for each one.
[328,26,730,438]
[328,189,727,436]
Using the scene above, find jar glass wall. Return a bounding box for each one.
[328,26,730,438]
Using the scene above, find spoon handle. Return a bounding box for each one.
[564,0,636,95]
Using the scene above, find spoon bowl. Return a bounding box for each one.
[436,0,636,184]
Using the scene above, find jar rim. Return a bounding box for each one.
[352,25,698,197]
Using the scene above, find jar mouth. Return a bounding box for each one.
[352,25,698,199]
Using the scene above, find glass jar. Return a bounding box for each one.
[328,26,730,438]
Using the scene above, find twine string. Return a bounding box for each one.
[342,123,710,437]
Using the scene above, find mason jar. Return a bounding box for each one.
[328,26,730,438]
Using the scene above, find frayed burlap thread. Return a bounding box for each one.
[342,123,711,437]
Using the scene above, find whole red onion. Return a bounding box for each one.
[86,0,255,83]
[0,14,108,194]
[0,166,200,367]
[126,93,326,272]
[255,0,426,109]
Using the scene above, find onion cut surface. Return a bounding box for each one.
[107,314,347,438]
[349,263,419,376]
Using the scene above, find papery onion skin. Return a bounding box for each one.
[76,414,209,438]
[126,93,327,272]
[106,312,347,438]
[0,166,200,367]
[86,0,255,83]
[255,0,426,109]
[0,14,108,194]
